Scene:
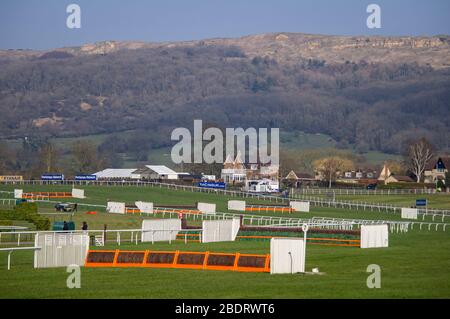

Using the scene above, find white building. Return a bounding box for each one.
[94,165,180,180]
[244,179,279,193]
[220,152,279,187]
[93,168,140,180]
[221,153,247,183]
[145,165,179,180]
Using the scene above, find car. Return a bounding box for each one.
[54,203,77,212]
[366,183,377,190]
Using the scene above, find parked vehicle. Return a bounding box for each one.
[54,202,78,212]
[243,179,279,193]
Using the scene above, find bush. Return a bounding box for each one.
[0,203,50,230]
[0,220,13,226]
[378,182,434,190]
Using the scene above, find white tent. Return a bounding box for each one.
[93,168,139,179]
[145,165,179,180]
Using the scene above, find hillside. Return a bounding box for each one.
[0,32,449,155]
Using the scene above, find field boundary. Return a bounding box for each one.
[1,180,449,219]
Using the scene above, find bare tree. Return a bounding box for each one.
[71,141,105,174]
[0,142,14,173]
[406,138,434,183]
[313,156,354,188]
[38,142,59,173]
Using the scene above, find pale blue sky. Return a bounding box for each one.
[1,0,449,50]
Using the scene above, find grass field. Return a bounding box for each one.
[0,233,449,298]
[0,184,449,298]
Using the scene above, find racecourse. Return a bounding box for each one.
[0,184,449,298]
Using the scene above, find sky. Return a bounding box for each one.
[0,0,449,50]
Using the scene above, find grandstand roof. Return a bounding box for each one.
[145,165,178,175]
[93,168,137,179]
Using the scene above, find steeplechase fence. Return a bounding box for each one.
[84,249,270,273]
[245,205,294,214]
[22,191,72,199]
[237,235,360,247]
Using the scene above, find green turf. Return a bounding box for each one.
[0,232,449,298]
[0,184,449,298]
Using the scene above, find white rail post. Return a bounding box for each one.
[8,251,12,270]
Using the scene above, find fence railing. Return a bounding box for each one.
[2,181,449,228]
[289,194,450,220]
[0,180,290,204]
[2,181,448,216]
[295,188,438,196]
[0,228,203,247]
[1,209,448,250]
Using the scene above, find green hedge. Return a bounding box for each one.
[0,203,50,230]
[0,220,13,226]
[378,182,435,189]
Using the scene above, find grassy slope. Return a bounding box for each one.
[0,184,449,298]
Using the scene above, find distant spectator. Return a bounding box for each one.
[62,221,69,232]
[82,221,88,234]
